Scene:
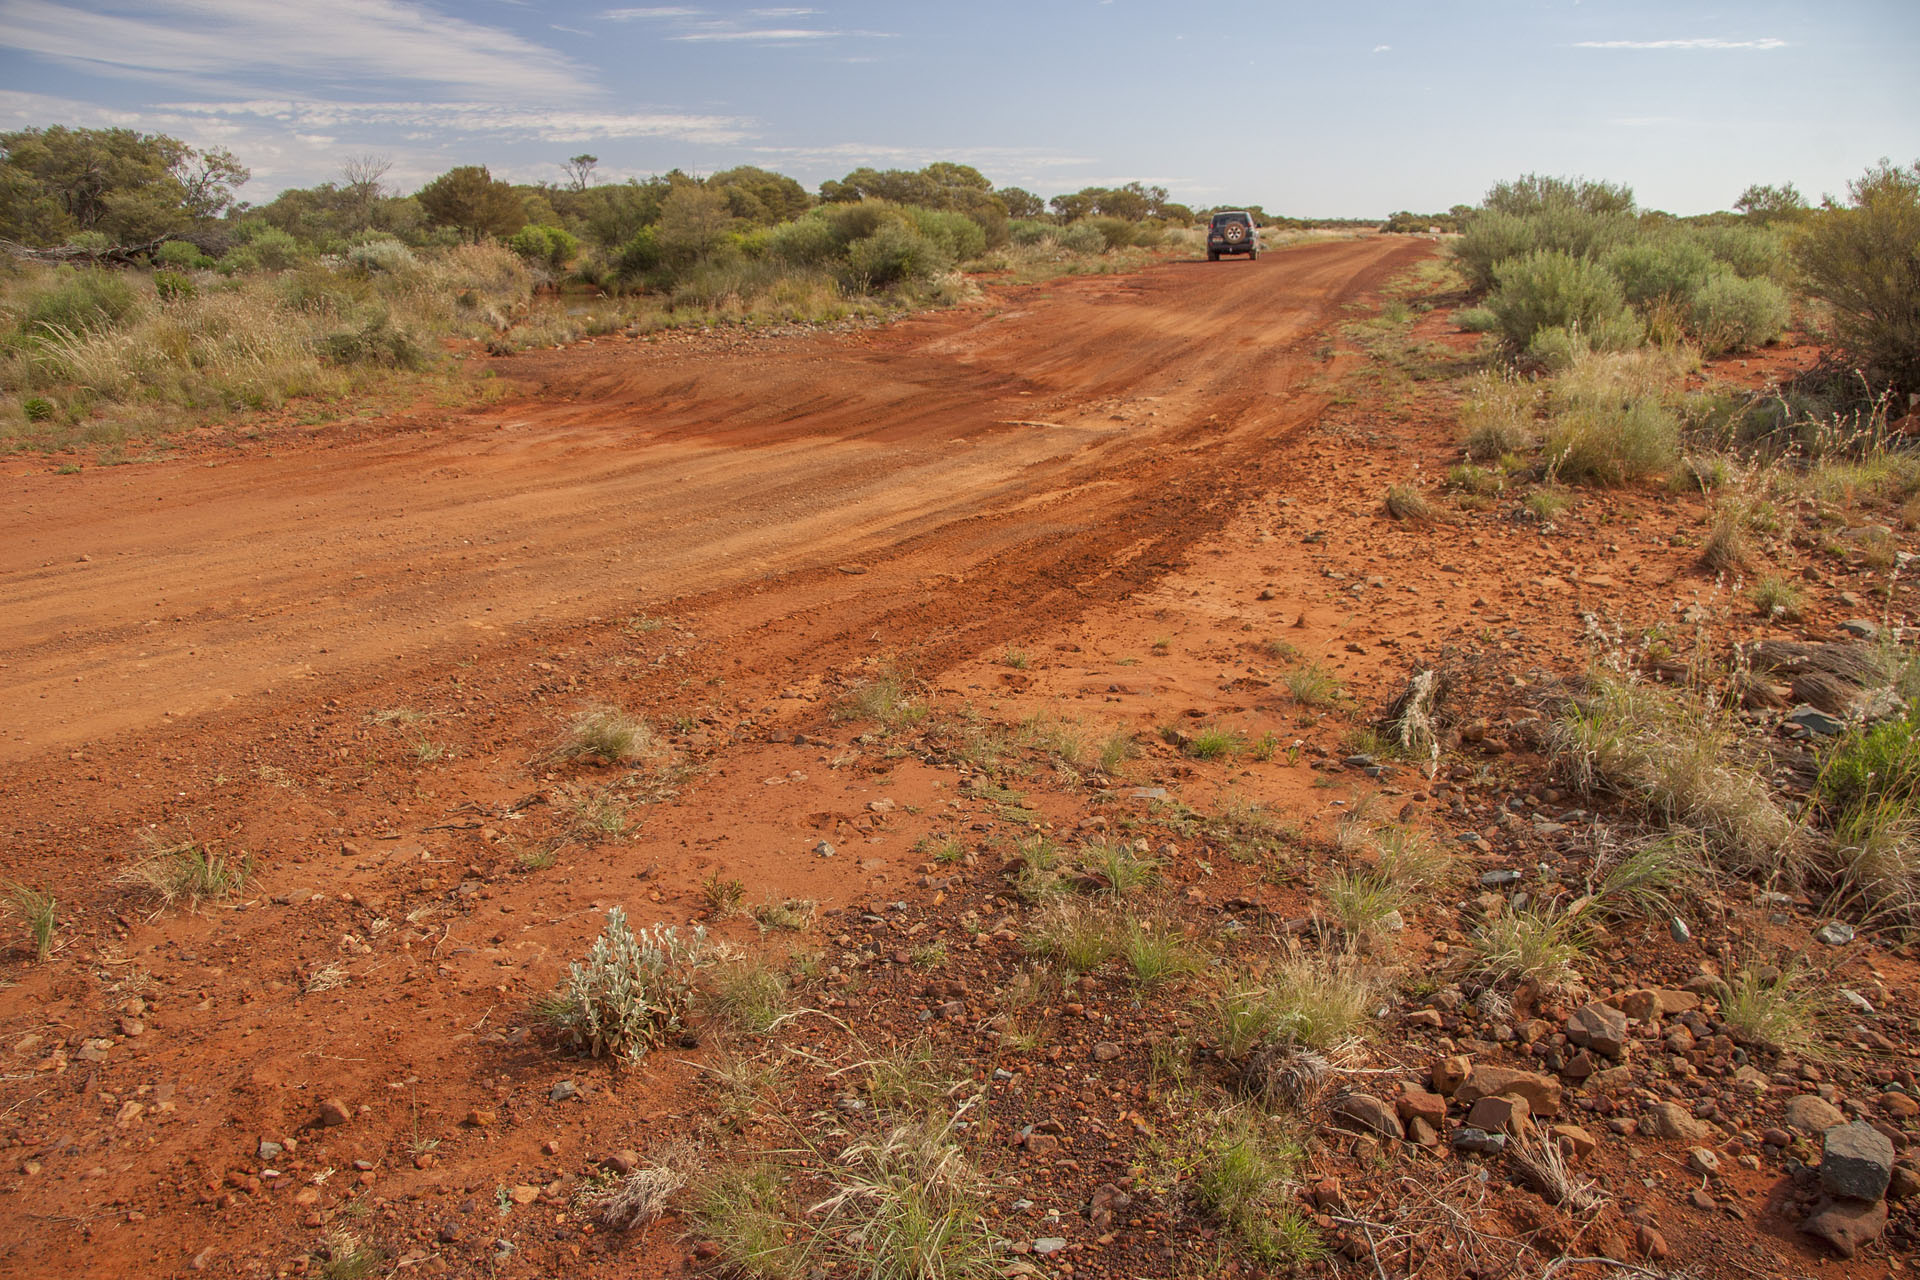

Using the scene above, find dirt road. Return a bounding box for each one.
[0,235,1440,1278]
[1,237,1424,763]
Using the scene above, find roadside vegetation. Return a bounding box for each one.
[1410,163,1920,940]
[0,129,1321,457]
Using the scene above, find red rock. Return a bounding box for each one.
[1466,1094,1532,1137]
[316,1098,351,1128]
[1395,1086,1447,1127]
[1454,1066,1561,1118]
[1636,1225,1669,1260]
[1802,1197,1888,1259]
[1332,1094,1404,1141]
[1549,1123,1597,1160]
[1431,1055,1472,1095]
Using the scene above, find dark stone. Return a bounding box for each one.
[1821,1122,1894,1202]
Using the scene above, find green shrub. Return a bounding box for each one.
[154,240,202,268]
[1088,216,1137,250]
[1542,354,1683,485]
[1056,222,1106,254]
[613,227,663,285]
[318,316,427,369]
[1821,711,1920,816]
[1455,205,1634,292]
[153,269,195,303]
[1488,250,1629,351]
[1455,305,1499,332]
[538,908,709,1063]
[765,215,840,266]
[1690,270,1789,355]
[907,207,988,261]
[818,199,894,247]
[65,230,111,254]
[19,268,140,335]
[243,226,304,270]
[844,221,949,291]
[22,396,56,422]
[1794,160,1920,396]
[1603,235,1713,310]
[1008,219,1051,246]
[218,247,260,275]
[1545,394,1678,485]
[1691,222,1786,280]
[344,237,419,274]
[508,223,579,269]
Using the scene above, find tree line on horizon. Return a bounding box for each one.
[0,124,1351,266]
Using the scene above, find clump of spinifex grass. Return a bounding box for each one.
[1189,1110,1326,1267]
[552,705,655,764]
[1547,670,1804,882]
[1718,959,1830,1058]
[833,667,928,731]
[122,836,251,911]
[3,883,56,961]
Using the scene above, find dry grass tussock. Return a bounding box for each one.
[583,1138,702,1230]
[1547,670,1804,882]
[0,244,541,451]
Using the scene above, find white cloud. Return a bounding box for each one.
[167,99,750,145]
[600,6,891,43]
[750,141,1095,172]
[1372,44,1390,53]
[674,27,837,40]
[0,0,592,99]
[1573,37,1788,50]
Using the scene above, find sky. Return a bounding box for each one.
[1,0,1915,217]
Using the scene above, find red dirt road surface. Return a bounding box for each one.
[0,236,1429,1277]
[1,237,1422,762]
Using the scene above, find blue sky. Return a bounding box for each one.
[1,0,1914,216]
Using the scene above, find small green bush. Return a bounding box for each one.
[345,237,419,274]
[1056,222,1106,254]
[1455,305,1499,332]
[1008,219,1051,246]
[765,215,840,267]
[1690,222,1786,280]
[844,221,949,291]
[154,240,202,268]
[153,269,195,303]
[539,908,709,1064]
[1545,395,1678,485]
[1454,205,1634,292]
[1488,250,1629,351]
[1795,160,1920,398]
[318,316,427,369]
[1690,270,1789,355]
[908,207,988,261]
[1603,235,1713,310]
[243,226,304,270]
[508,223,579,269]
[1460,370,1536,459]
[612,227,664,285]
[1088,216,1137,250]
[19,268,140,335]
[22,395,56,422]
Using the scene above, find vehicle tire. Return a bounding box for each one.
[1248,249,1258,260]
[1207,250,1219,262]
[1224,224,1246,246]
